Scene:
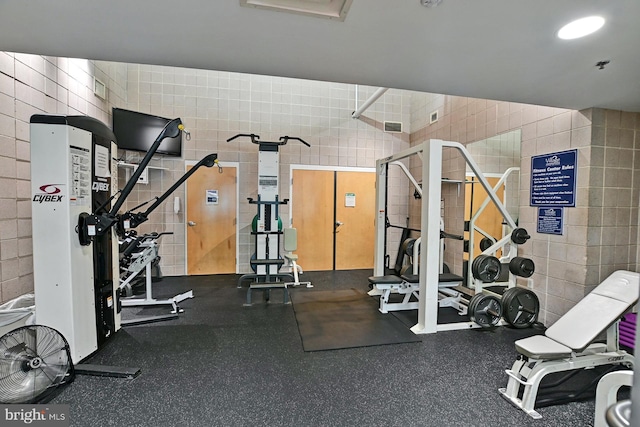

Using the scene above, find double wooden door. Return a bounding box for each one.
[292,169,375,271]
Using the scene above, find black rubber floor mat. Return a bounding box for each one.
[290,288,421,352]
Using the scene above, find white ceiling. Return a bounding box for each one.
[2,0,639,112]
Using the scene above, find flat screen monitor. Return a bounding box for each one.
[112,108,182,157]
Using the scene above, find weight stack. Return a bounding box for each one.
[619,313,636,351]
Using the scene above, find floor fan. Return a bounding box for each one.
[0,325,74,403]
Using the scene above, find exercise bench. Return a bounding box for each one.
[499,270,639,419]
[368,272,464,314]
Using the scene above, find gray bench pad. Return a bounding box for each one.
[368,273,464,285]
[368,275,406,285]
[515,335,573,359]
[514,270,640,358]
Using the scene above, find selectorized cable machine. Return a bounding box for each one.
[228,133,310,305]
[30,114,219,372]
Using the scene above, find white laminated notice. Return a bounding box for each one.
[94,144,110,178]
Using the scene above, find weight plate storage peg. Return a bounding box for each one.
[509,257,535,278]
[469,294,502,327]
[471,255,502,283]
[511,228,531,245]
[501,287,540,328]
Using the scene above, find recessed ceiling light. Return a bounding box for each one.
[557,16,605,40]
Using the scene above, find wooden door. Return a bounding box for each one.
[292,169,375,271]
[291,169,334,271]
[335,171,376,270]
[186,164,237,275]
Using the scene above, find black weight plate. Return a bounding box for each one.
[401,238,416,256]
[500,287,520,313]
[479,237,494,251]
[468,293,480,316]
[502,288,539,328]
[509,257,535,278]
[472,255,501,283]
[250,252,257,273]
[467,293,480,321]
[511,228,530,245]
[469,294,502,328]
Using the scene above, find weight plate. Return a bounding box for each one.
[511,228,531,245]
[502,288,539,328]
[479,237,494,252]
[500,287,520,309]
[468,293,479,316]
[403,238,416,257]
[251,215,283,232]
[471,255,501,283]
[509,257,535,278]
[250,252,257,273]
[469,294,502,328]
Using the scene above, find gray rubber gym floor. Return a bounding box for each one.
[51,270,606,426]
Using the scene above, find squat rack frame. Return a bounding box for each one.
[374,139,517,334]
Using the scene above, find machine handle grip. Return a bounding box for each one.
[280,136,311,147]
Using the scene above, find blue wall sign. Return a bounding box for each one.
[537,207,564,235]
[530,149,577,207]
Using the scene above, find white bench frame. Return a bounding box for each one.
[368,276,465,314]
[499,270,639,419]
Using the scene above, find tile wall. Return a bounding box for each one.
[0,52,412,303]
[116,63,413,274]
[0,52,124,304]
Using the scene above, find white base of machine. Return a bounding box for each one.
[121,255,194,315]
[121,290,194,314]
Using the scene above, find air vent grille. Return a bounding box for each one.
[384,121,403,133]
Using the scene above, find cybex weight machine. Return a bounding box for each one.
[31,114,218,369]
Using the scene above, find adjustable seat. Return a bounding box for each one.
[499,270,640,419]
[282,228,312,288]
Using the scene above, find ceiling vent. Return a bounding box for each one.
[384,121,403,133]
[240,0,353,21]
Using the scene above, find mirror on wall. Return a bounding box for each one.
[462,130,521,286]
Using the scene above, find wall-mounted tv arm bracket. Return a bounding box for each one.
[120,152,221,230]
[78,118,185,245]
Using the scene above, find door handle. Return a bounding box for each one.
[335,221,343,227]
[188,221,196,227]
